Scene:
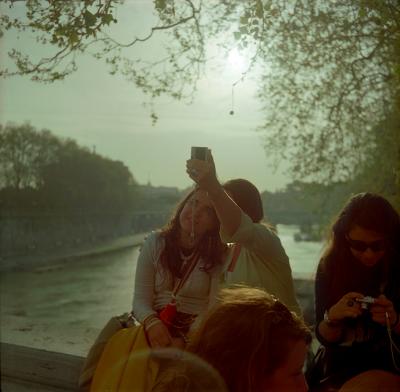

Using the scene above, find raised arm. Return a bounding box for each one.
[186,151,241,237]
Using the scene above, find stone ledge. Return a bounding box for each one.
[1,342,84,391]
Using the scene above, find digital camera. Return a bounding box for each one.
[191,146,208,161]
[355,296,376,310]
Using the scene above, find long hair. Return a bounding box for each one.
[188,286,312,392]
[319,192,400,308]
[222,179,264,223]
[160,189,226,276]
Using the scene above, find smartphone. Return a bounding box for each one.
[191,146,208,161]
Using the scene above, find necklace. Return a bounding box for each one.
[179,248,197,269]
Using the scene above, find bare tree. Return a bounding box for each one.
[0,123,59,189]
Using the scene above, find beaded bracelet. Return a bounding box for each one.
[143,314,162,332]
[145,318,162,332]
[143,313,158,325]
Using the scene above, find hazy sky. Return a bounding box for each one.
[0,1,290,192]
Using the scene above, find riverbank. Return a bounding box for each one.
[1,232,148,272]
[1,245,143,358]
[1,225,318,359]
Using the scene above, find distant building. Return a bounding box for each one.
[137,183,181,198]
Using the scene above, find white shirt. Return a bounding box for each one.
[132,231,224,323]
[221,211,302,316]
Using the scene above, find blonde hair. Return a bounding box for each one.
[188,286,312,392]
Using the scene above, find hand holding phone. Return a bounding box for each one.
[187,147,218,191]
[191,146,208,161]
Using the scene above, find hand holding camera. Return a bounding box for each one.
[345,295,376,311]
[354,296,376,310]
[340,294,397,327]
[327,292,364,323]
[186,147,219,192]
[368,294,398,327]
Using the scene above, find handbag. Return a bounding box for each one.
[305,345,329,388]
[79,313,135,391]
[80,251,201,390]
[90,324,159,391]
[305,343,374,391]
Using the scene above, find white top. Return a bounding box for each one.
[132,231,224,323]
[221,211,302,316]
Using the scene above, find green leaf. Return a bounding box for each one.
[84,10,96,28]
[255,0,263,18]
[358,5,367,18]
[155,0,167,12]
[102,14,114,25]
[55,26,65,36]
[240,16,248,24]
[233,31,241,40]
[69,32,79,45]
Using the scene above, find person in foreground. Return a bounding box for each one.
[309,193,400,391]
[132,188,226,348]
[186,150,301,316]
[153,286,312,392]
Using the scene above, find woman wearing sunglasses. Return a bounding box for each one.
[309,193,400,391]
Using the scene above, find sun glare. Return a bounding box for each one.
[227,48,246,72]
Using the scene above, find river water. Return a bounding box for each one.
[0,224,323,356]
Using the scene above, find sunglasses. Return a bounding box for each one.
[346,237,386,253]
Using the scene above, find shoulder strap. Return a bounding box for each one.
[172,252,201,296]
[227,244,242,273]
